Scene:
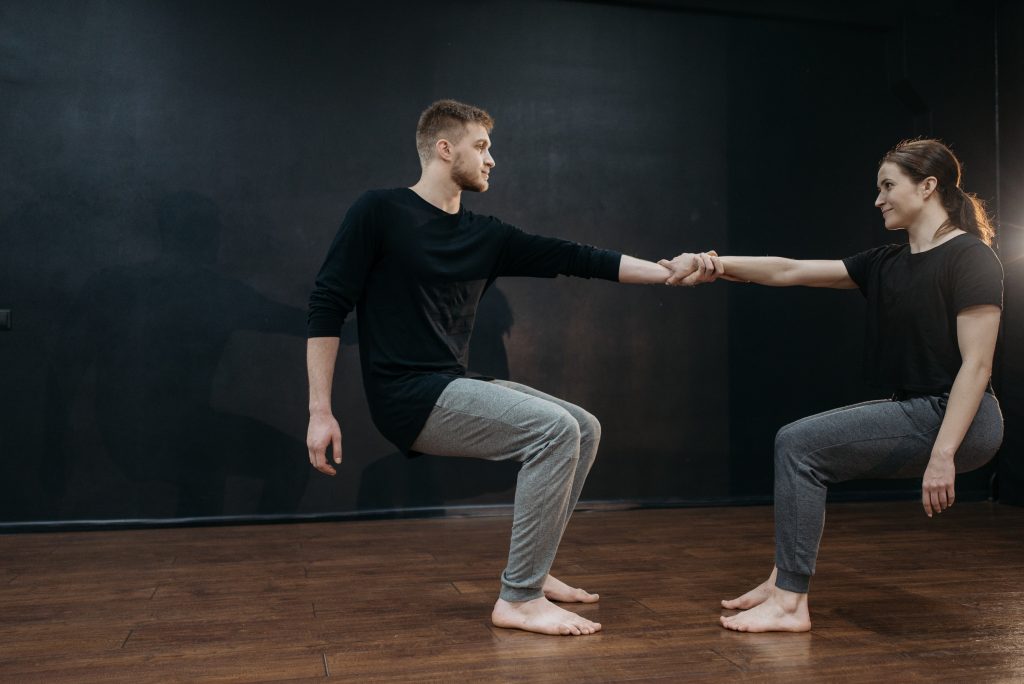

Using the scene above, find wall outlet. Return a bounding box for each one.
[0,310,11,331]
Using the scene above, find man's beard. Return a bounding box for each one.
[451,154,487,192]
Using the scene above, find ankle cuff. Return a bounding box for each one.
[775,568,810,593]
[499,587,543,602]
[499,573,544,602]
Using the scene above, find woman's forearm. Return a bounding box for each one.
[720,256,856,289]
[720,256,800,286]
[931,361,992,461]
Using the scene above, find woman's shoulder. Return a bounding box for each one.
[846,242,906,266]
[943,232,1000,258]
[947,233,1003,272]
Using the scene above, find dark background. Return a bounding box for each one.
[1,0,1021,526]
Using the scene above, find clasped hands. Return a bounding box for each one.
[658,250,732,286]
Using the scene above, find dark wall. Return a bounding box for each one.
[0,0,1016,525]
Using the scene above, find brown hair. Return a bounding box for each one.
[415,99,494,166]
[880,139,995,246]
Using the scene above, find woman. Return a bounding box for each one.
[662,139,1004,632]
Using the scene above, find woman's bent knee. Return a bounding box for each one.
[774,424,801,464]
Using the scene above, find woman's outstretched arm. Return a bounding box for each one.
[719,257,856,288]
[661,253,856,289]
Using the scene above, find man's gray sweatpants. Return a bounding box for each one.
[773,393,1003,593]
[410,378,600,602]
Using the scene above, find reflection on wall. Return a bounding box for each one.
[44,193,309,518]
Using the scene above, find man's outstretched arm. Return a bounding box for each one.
[307,336,343,476]
[618,254,673,284]
[496,228,714,286]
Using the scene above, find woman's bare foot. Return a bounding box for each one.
[720,585,811,633]
[721,567,777,610]
[543,574,599,603]
[492,596,602,636]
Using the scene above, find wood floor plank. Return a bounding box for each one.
[3,501,1024,682]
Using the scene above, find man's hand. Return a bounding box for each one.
[921,454,956,517]
[658,251,723,286]
[307,412,343,476]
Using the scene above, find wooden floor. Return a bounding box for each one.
[2,502,1024,682]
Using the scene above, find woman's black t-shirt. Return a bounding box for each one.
[842,233,1003,394]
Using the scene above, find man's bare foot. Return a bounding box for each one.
[543,574,599,603]
[491,596,602,636]
[720,586,811,633]
[721,567,777,610]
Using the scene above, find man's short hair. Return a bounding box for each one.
[416,99,494,165]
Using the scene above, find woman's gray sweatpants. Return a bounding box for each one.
[773,393,1003,593]
[410,378,600,602]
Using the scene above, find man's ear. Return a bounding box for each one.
[435,138,453,162]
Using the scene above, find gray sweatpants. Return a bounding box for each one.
[773,393,1004,593]
[410,378,600,602]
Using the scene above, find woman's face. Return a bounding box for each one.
[874,162,927,230]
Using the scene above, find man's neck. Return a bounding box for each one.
[410,172,462,215]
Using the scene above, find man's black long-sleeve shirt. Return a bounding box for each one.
[308,188,622,453]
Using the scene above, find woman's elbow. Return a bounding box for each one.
[960,357,994,379]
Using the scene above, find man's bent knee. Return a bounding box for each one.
[548,409,582,448]
[578,410,601,446]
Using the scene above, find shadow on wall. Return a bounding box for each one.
[44,192,309,518]
[355,286,521,512]
[0,182,116,522]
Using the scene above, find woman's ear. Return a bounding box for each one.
[921,176,938,199]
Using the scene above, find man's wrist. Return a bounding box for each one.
[309,403,333,418]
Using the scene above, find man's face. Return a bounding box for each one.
[450,123,495,192]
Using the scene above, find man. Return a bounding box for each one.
[306,99,710,636]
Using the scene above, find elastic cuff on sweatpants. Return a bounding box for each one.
[499,586,544,602]
[775,568,811,593]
